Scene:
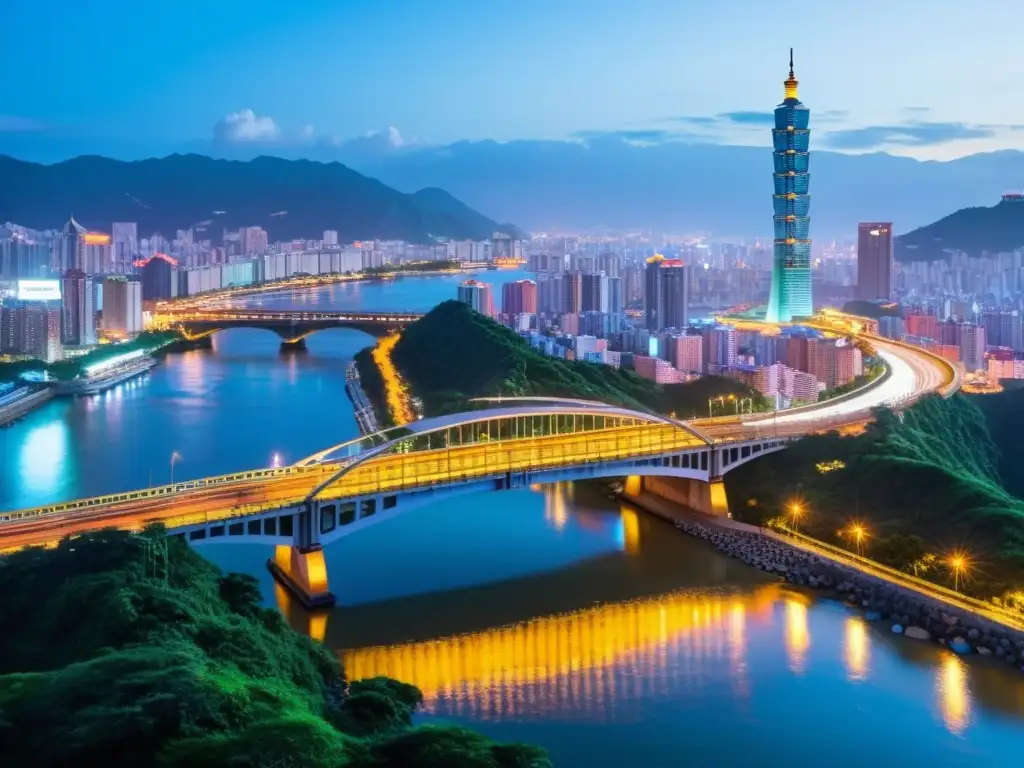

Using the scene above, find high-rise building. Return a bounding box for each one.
[766,50,813,323]
[323,230,339,247]
[457,280,494,316]
[644,256,689,331]
[61,269,96,346]
[136,253,178,300]
[0,303,61,362]
[61,215,87,273]
[240,226,268,255]
[502,280,537,316]
[102,275,143,336]
[857,223,894,300]
[671,333,704,374]
[703,326,737,373]
[112,222,138,273]
[562,272,583,314]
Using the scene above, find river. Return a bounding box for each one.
[2,273,1023,765]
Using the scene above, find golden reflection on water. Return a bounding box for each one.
[341,585,780,720]
[542,483,569,531]
[619,506,641,555]
[785,597,810,675]
[937,652,971,735]
[844,617,870,682]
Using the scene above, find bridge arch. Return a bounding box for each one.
[304,400,715,507]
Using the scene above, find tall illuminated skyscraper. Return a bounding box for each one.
[766,49,812,323]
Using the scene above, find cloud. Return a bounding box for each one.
[572,127,701,144]
[718,111,775,125]
[823,121,996,150]
[904,106,931,115]
[0,115,49,132]
[660,115,719,126]
[213,109,280,143]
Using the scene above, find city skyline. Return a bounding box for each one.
[5,1,1024,162]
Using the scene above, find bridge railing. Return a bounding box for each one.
[0,463,339,524]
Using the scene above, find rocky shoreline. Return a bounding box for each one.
[674,517,1024,671]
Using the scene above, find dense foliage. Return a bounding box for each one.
[0,529,550,767]
[388,300,765,417]
[0,330,180,382]
[725,393,1024,593]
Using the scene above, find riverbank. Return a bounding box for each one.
[345,361,378,435]
[623,489,1024,672]
[54,355,158,395]
[0,387,53,427]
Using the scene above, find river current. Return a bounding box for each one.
[2,272,1023,766]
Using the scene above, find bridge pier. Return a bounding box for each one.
[280,337,308,352]
[267,544,335,609]
[625,475,731,519]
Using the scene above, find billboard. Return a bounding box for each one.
[17,279,61,302]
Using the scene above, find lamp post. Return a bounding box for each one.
[948,552,968,592]
[170,451,182,486]
[851,524,866,557]
[788,501,804,532]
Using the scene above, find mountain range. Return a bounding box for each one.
[119,133,1024,240]
[895,196,1024,261]
[0,154,519,244]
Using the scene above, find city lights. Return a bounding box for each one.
[948,551,971,592]
[787,500,804,531]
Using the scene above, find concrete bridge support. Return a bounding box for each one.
[280,337,308,352]
[627,475,731,518]
[267,544,335,609]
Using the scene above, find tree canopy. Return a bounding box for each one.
[0,529,550,767]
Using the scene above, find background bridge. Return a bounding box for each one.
[0,399,789,608]
[154,309,423,343]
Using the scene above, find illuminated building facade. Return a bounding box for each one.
[61,269,96,346]
[136,253,178,300]
[766,50,813,323]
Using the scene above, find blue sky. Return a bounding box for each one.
[4,0,1023,160]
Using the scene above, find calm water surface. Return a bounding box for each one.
[2,273,1023,766]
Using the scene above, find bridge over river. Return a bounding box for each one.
[0,331,959,608]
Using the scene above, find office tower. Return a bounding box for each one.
[644,255,689,331]
[606,276,623,316]
[457,280,494,316]
[61,215,87,272]
[323,230,339,247]
[61,269,96,346]
[0,231,50,281]
[857,223,894,300]
[562,272,583,313]
[622,263,643,305]
[501,280,537,315]
[102,275,143,335]
[81,232,111,274]
[766,49,813,322]
[112,222,138,273]
[137,253,178,300]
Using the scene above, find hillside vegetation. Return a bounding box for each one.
[388,301,763,417]
[896,197,1024,261]
[0,529,549,767]
[725,394,1024,592]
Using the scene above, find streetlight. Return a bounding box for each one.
[948,551,969,592]
[788,500,804,532]
[850,523,866,557]
[170,451,182,485]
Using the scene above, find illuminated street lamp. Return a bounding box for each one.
[948,551,969,592]
[788,500,804,532]
[170,451,182,486]
[850,523,866,557]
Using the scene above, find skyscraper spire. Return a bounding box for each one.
[784,48,799,101]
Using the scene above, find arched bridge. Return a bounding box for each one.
[0,398,790,607]
[154,309,423,342]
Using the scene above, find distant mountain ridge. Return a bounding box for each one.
[0,154,520,244]
[895,197,1024,261]
[80,136,1024,240]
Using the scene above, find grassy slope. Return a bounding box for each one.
[388,300,762,417]
[725,394,1024,588]
[0,529,549,767]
